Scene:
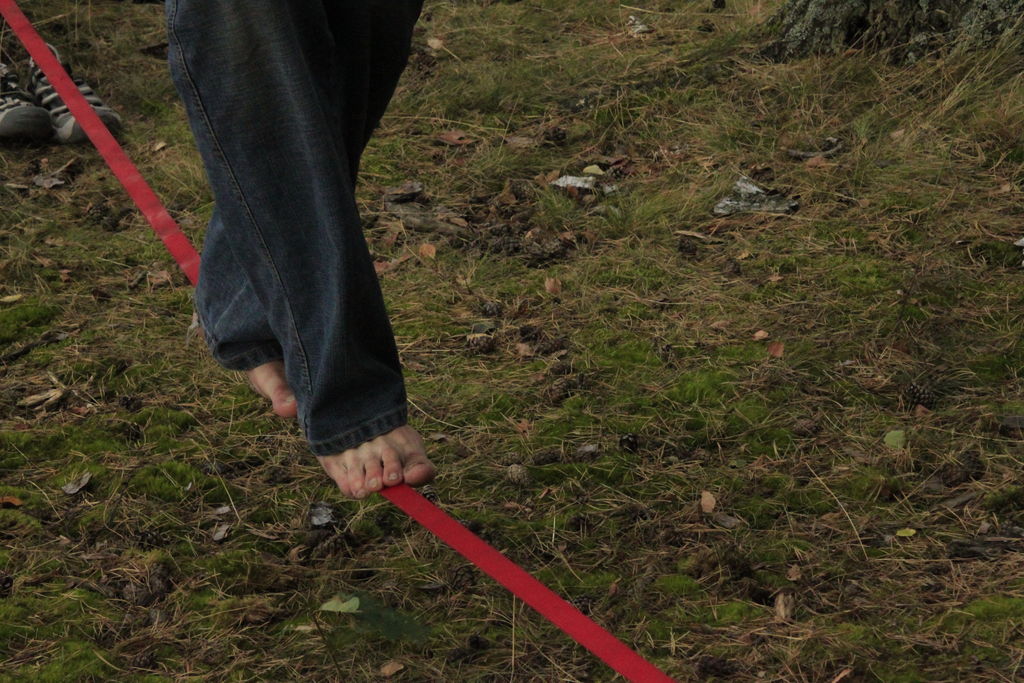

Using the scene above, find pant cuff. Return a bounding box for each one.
[309,405,409,456]
[212,342,284,372]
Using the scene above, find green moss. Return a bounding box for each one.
[708,600,764,626]
[0,509,43,536]
[0,430,63,467]
[840,467,904,502]
[576,571,619,593]
[0,303,59,344]
[970,241,1021,268]
[941,596,1024,632]
[667,369,736,404]
[61,420,124,456]
[129,461,235,504]
[984,486,1024,513]
[17,640,117,682]
[654,574,705,598]
[0,485,44,511]
[0,586,109,655]
[130,406,199,443]
[191,549,280,595]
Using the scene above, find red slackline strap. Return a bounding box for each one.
[0,3,674,680]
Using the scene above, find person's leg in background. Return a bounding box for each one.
[165,0,433,497]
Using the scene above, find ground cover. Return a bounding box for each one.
[1,1,1023,680]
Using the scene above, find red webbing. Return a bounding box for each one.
[0,3,674,679]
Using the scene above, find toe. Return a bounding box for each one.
[363,455,385,493]
[402,454,437,487]
[344,451,368,499]
[380,448,403,486]
[247,361,297,419]
[319,456,354,498]
[271,391,298,418]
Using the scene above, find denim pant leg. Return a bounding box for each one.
[195,206,282,371]
[165,0,421,455]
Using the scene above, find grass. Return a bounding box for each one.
[2,0,1024,680]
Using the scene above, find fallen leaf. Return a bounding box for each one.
[883,429,907,449]
[62,471,93,495]
[889,129,906,141]
[0,294,24,304]
[774,591,795,621]
[804,155,829,168]
[767,274,783,283]
[544,277,562,295]
[309,501,335,528]
[289,624,316,633]
[514,342,534,357]
[582,164,605,176]
[913,404,931,417]
[380,661,405,677]
[319,595,360,613]
[505,135,539,148]
[437,129,475,146]
[418,242,437,260]
[700,490,717,514]
[895,527,916,538]
[148,270,174,287]
[211,523,231,542]
[426,37,444,51]
[152,141,168,152]
[736,250,752,260]
[753,329,770,341]
[514,419,533,436]
[767,341,785,358]
[58,269,72,282]
[0,496,23,508]
[786,565,802,582]
[33,173,65,189]
[710,512,743,529]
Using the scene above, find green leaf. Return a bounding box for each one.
[319,596,361,613]
[883,430,907,449]
[895,528,917,537]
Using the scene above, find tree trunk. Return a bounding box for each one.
[763,0,1024,63]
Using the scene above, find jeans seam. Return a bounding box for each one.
[167,9,314,426]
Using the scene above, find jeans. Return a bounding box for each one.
[164,0,423,455]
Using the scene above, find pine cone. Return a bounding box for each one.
[903,382,936,409]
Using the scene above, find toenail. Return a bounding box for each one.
[368,478,379,489]
[354,489,365,498]
[283,395,295,404]
[388,473,399,482]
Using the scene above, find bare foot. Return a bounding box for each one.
[246,360,297,418]
[318,425,436,499]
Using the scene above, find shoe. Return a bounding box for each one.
[28,44,122,144]
[0,62,53,141]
